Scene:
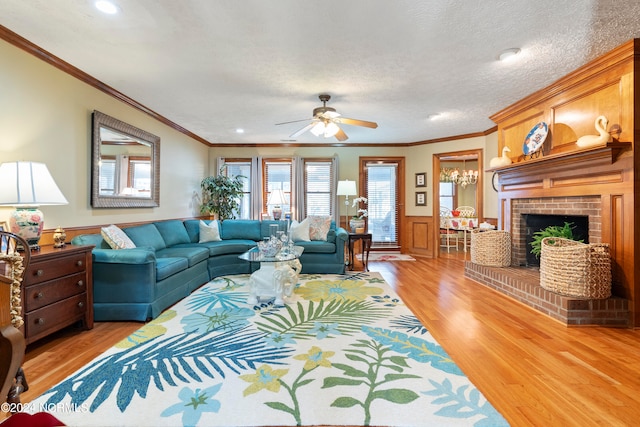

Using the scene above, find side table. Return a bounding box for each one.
[348,233,372,271]
[21,244,94,345]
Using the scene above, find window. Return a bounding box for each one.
[222,159,252,219]
[263,159,292,217]
[129,157,151,194]
[304,159,333,216]
[439,181,455,211]
[99,157,116,195]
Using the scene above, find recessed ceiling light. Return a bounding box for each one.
[498,48,521,62]
[235,128,245,134]
[95,0,118,14]
[427,113,443,120]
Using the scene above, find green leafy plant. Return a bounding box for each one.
[200,165,245,220]
[529,222,582,258]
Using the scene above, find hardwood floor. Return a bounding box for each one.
[15,251,640,426]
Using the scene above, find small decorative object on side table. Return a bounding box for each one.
[53,226,67,248]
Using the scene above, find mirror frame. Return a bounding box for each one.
[91,110,161,208]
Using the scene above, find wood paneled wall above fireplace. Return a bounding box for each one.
[489,39,639,327]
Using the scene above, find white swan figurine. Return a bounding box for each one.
[576,116,609,147]
[489,146,512,168]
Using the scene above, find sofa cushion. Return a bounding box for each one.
[183,219,201,243]
[308,215,332,241]
[295,240,336,253]
[221,220,261,241]
[101,224,136,249]
[197,240,257,256]
[156,246,209,267]
[125,224,167,251]
[72,233,111,249]
[154,220,191,246]
[155,257,189,281]
[199,220,221,242]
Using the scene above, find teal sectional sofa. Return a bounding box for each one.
[71,219,347,322]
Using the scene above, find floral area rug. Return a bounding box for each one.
[356,252,416,262]
[30,272,508,427]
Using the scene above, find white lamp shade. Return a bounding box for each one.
[336,180,357,196]
[0,161,68,206]
[267,189,286,206]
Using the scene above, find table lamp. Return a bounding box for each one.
[0,161,69,250]
[267,189,286,220]
[336,179,357,229]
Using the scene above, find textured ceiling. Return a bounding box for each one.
[2,0,640,145]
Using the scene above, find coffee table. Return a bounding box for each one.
[239,245,304,305]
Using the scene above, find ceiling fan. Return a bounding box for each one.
[276,94,378,141]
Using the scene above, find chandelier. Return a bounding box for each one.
[440,160,479,188]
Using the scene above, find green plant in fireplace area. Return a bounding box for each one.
[200,165,246,220]
[529,221,583,258]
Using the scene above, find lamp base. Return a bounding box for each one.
[272,207,283,221]
[9,207,44,251]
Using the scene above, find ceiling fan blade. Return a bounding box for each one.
[336,117,378,129]
[275,118,312,126]
[290,122,316,138]
[335,127,348,141]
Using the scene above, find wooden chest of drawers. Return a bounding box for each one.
[22,244,94,345]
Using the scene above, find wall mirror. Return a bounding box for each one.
[91,110,160,208]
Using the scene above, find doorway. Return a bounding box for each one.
[359,157,405,251]
[433,149,483,256]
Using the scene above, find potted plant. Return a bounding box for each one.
[349,196,368,232]
[529,222,582,259]
[200,165,246,220]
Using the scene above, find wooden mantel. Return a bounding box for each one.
[489,39,639,327]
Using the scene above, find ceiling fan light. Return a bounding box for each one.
[324,122,340,138]
[310,122,325,136]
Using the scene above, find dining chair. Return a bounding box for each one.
[439,207,459,252]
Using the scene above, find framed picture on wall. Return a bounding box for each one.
[415,172,426,187]
[415,191,426,206]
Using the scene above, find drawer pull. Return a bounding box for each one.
[76,260,83,267]
[77,280,84,287]
[36,269,44,276]
[36,318,45,325]
[78,302,84,308]
[35,292,44,299]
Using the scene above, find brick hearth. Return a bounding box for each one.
[464,262,629,327]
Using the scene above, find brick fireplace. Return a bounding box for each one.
[463,144,633,327]
[464,194,629,326]
[511,196,600,267]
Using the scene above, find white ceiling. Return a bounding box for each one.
[2,1,640,146]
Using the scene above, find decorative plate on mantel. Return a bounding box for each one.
[523,122,548,156]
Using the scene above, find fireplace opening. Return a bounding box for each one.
[523,214,589,267]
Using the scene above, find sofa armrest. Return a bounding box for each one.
[92,248,156,264]
[335,227,348,243]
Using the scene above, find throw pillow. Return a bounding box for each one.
[199,220,221,243]
[289,218,310,242]
[308,215,332,241]
[101,224,136,250]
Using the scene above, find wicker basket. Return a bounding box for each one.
[540,237,611,299]
[470,230,511,267]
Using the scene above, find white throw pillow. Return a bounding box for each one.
[289,218,310,242]
[101,224,136,250]
[199,220,221,243]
